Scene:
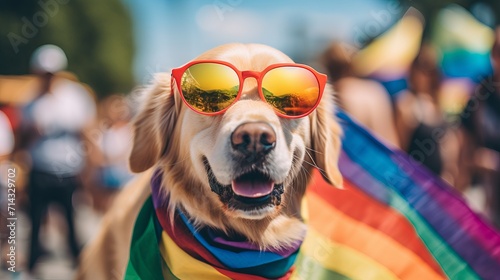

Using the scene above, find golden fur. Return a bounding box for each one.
[77,43,342,279]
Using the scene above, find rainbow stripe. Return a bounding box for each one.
[125,111,500,279]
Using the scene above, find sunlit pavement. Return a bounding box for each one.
[1,192,103,280]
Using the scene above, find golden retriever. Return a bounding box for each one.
[77,43,342,279]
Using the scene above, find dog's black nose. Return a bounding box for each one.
[231,122,276,159]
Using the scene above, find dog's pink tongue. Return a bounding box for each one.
[232,176,274,198]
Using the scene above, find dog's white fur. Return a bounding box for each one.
[77,43,342,279]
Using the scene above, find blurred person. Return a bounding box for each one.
[91,94,134,211]
[394,44,461,185]
[321,42,399,147]
[98,95,134,187]
[460,27,500,227]
[16,45,97,271]
[0,109,15,270]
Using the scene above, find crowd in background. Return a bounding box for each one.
[0,45,135,277]
[0,10,500,280]
[321,28,500,228]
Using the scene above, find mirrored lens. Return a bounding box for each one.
[261,67,320,116]
[181,63,240,113]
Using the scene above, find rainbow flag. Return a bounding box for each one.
[293,111,500,280]
[125,111,500,279]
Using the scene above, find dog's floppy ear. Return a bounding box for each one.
[129,73,177,173]
[310,85,343,188]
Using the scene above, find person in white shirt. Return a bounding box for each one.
[18,45,96,271]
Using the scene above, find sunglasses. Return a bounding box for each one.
[171,60,327,118]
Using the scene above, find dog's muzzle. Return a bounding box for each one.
[202,121,286,214]
[203,158,284,211]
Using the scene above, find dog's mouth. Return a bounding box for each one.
[203,157,284,217]
[232,171,274,198]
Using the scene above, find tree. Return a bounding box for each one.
[0,0,135,98]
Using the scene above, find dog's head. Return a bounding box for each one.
[129,43,342,249]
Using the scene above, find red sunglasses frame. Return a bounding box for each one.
[171,60,327,119]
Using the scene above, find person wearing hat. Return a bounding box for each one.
[17,45,96,272]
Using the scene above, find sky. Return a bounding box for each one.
[122,0,394,83]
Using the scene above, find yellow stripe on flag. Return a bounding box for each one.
[300,228,399,280]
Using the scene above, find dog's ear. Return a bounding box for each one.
[310,85,343,188]
[129,73,177,173]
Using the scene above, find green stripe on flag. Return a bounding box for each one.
[388,191,479,280]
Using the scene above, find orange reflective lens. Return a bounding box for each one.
[180,63,239,113]
[172,60,326,118]
[262,67,320,117]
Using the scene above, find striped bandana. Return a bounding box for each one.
[125,170,301,280]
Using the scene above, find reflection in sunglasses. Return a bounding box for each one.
[182,83,239,113]
[263,87,318,116]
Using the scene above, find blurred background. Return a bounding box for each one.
[0,0,499,279]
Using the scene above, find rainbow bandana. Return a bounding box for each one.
[126,111,500,279]
[125,169,301,279]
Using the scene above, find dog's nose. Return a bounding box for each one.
[231,122,276,158]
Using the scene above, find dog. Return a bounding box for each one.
[76,43,342,279]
